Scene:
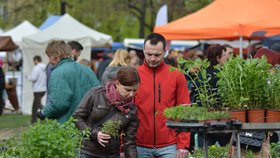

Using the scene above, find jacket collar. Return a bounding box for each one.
[55,58,73,68]
[143,60,166,72]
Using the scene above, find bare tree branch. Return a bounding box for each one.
[127,0,143,14]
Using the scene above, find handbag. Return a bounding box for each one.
[234,132,265,151]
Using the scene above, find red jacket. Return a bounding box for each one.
[135,61,190,149]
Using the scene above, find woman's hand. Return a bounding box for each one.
[97,131,111,147]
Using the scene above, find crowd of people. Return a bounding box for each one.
[1,32,280,157]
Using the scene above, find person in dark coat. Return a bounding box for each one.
[74,66,140,158]
[0,58,5,115]
[190,44,233,147]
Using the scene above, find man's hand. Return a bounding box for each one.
[176,149,189,158]
[37,110,46,120]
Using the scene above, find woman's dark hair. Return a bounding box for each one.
[206,44,226,66]
[117,66,140,86]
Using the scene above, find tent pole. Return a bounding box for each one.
[239,36,243,58]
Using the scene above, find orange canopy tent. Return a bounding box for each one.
[154,0,280,40]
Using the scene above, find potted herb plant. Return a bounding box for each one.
[163,105,230,122]
[216,57,271,123]
[265,68,280,122]
[101,120,122,139]
[101,120,122,149]
[176,58,221,110]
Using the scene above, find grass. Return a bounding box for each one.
[0,114,31,129]
[0,114,31,140]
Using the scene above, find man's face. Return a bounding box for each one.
[144,40,165,68]
[72,49,81,61]
[33,59,38,65]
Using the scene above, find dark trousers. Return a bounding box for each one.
[79,151,120,158]
[0,90,4,115]
[31,91,45,124]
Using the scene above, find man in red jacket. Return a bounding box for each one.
[134,33,191,158]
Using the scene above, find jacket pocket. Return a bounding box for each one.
[90,104,110,121]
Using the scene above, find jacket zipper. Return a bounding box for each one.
[153,69,156,148]
[158,84,161,103]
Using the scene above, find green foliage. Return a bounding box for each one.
[163,105,230,121]
[185,0,213,14]
[0,118,89,158]
[0,0,209,40]
[271,142,280,158]
[101,120,122,139]
[216,56,272,110]
[191,145,229,158]
[177,58,220,109]
[266,68,280,109]
[0,137,21,157]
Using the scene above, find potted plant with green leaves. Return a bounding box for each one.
[101,120,122,149]
[216,56,272,123]
[265,68,280,122]
[176,58,221,110]
[166,57,231,123]
[163,105,230,122]
[101,120,122,139]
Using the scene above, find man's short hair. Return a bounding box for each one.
[33,55,42,62]
[67,41,83,51]
[144,33,166,50]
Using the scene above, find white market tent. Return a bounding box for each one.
[3,20,39,48]
[21,13,113,114]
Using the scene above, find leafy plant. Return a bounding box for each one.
[0,137,21,157]
[271,142,280,158]
[163,105,230,121]
[175,58,221,109]
[216,56,272,110]
[265,68,280,109]
[0,118,89,158]
[191,145,229,158]
[101,120,122,139]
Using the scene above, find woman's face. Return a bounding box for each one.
[218,47,233,65]
[48,55,60,65]
[115,81,139,100]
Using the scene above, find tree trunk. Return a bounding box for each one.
[139,0,147,38]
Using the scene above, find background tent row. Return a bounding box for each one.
[154,0,280,55]
[155,0,280,40]
[3,21,39,48]
[21,13,113,114]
